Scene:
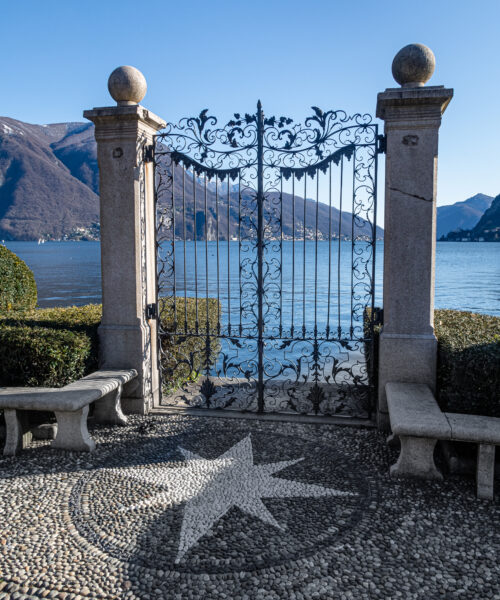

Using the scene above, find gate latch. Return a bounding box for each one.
[143,144,154,163]
[146,303,158,320]
[376,134,387,155]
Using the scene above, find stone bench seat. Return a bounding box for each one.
[387,383,452,441]
[386,382,500,500]
[0,369,137,455]
[445,413,500,446]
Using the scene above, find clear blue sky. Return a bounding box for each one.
[1,0,499,207]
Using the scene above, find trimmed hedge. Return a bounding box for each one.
[159,297,220,391]
[0,299,220,391]
[435,310,500,417]
[0,305,101,387]
[0,245,37,312]
[367,308,500,418]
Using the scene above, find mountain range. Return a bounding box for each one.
[0,116,383,242]
[436,193,494,239]
[0,117,98,240]
[0,116,496,242]
[163,170,382,242]
[441,194,500,241]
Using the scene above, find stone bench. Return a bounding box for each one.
[0,369,137,455]
[386,382,500,500]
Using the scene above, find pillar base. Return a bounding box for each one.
[121,388,159,415]
[377,332,437,429]
[98,323,159,416]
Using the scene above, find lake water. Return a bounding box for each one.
[4,241,499,317]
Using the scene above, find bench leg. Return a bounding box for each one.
[476,444,495,500]
[52,406,95,452]
[390,436,443,480]
[3,409,32,456]
[93,386,128,426]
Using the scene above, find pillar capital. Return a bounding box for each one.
[83,105,166,141]
[376,86,453,125]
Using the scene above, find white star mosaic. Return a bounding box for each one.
[116,434,356,562]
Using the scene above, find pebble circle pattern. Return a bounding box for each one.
[69,430,376,573]
[1,414,499,600]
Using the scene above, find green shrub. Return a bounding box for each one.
[0,245,37,312]
[0,305,101,387]
[159,297,220,391]
[366,308,500,418]
[435,310,500,417]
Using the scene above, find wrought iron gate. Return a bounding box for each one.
[153,103,382,419]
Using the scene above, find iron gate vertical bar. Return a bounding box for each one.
[227,177,231,335]
[216,174,220,335]
[182,167,187,332]
[350,148,356,338]
[204,174,211,378]
[327,162,332,339]
[256,100,265,413]
[279,175,283,338]
[302,176,307,338]
[369,125,380,419]
[193,168,198,333]
[337,155,344,338]
[291,175,295,338]
[172,161,177,330]
[238,172,242,336]
[152,137,161,396]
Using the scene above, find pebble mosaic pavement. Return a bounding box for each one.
[0,414,499,599]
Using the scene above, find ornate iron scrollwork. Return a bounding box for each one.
[154,102,378,419]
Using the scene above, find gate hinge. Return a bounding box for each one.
[143,144,154,163]
[145,303,158,320]
[376,134,387,154]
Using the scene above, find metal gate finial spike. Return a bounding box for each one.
[257,100,262,111]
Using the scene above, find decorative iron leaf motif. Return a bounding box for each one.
[281,145,355,181]
[200,378,218,405]
[307,383,326,415]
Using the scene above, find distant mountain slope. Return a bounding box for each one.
[50,123,98,194]
[0,117,98,240]
[441,194,500,241]
[156,161,383,241]
[436,193,493,239]
[164,183,382,242]
[472,195,500,240]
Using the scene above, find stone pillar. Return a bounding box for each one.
[376,45,453,429]
[84,66,166,414]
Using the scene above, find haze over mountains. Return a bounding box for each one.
[0,116,495,242]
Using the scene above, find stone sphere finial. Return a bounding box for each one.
[108,66,147,106]
[391,44,436,88]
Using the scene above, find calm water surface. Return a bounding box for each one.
[3,241,499,317]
